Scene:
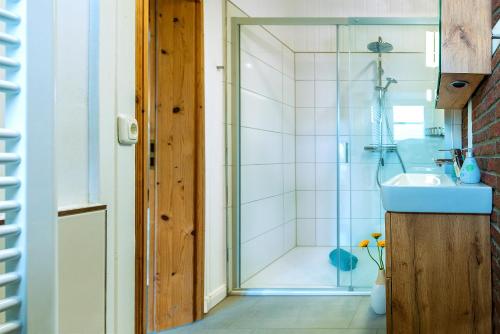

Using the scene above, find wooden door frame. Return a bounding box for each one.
[135,0,205,333]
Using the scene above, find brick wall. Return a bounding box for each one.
[462,2,500,330]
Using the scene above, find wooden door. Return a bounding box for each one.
[386,213,491,334]
[135,0,205,332]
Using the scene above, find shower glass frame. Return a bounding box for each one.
[229,16,439,295]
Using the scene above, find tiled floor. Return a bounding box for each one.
[242,247,377,289]
[162,296,386,334]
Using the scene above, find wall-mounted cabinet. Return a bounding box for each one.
[385,212,492,333]
[437,0,491,109]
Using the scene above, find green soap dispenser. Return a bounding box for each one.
[460,148,481,184]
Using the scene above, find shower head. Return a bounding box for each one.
[367,36,394,53]
[383,77,398,90]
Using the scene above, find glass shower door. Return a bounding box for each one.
[344,23,442,289]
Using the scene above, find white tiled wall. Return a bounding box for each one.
[239,25,296,282]
[295,52,340,247]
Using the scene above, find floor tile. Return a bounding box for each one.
[161,296,384,334]
[349,298,387,329]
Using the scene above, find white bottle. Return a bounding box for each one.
[460,149,481,184]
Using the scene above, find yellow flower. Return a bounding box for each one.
[359,240,370,248]
[377,240,386,248]
[371,233,382,239]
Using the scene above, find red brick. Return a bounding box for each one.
[489,159,500,173]
[482,172,498,188]
[463,6,499,331]
[473,109,496,132]
[494,122,500,138]
[475,142,495,156]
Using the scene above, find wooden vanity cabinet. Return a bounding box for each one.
[385,212,492,334]
[437,0,491,109]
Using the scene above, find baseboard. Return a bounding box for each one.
[204,284,227,313]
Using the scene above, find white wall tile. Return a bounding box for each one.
[241,89,282,132]
[350,136,379,163]
[351,191,381,219]
[241,164,284,203]
[284,163,296,193]
[315,81,336,108]
[296,108,315,135]
[316,163,337,190]
[296,81,315,107]
[316,219,337,246]
[241,225,284,281]
[241,51,283,102]
[284,191,296,222]
[241,195,284,242]
[283,46,295,79]
[283,134,296,163]
[296,136,315,163]
[339,163,351,190]
[350,163,378,190]
[316,136,337,163]
[316,191,337,219]
[284,220,297,251]
[339,191,351,219]
[453,109,462,125]
[349,108,373,136]
[283,76,295,106]
[297,219,316,246]
[452,124,462,149]
[295,53,315,80]
[241,25,283,71]
[315,53,337,81]
[315,107,337,135]
[283,105,295,134]
[241,128,282,165]
[336,219,351,246]
[296,163,316,190]
[297,191,315,218]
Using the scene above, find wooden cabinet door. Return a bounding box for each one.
[387,213,491,334]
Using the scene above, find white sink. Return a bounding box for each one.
[381,173,492,214]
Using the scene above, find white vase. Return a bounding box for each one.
[370,269,386,315]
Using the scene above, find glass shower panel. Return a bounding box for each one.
[337,25,353,289]
[345,24,442,289]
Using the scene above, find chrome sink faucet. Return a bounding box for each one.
[435,148,464,178]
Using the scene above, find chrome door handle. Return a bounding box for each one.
[340,142,349,163]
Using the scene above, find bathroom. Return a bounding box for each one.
[151,0,495,332]
[0,0,496,332]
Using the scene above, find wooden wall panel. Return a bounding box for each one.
[135,0,149,332]
[154,0,205,330]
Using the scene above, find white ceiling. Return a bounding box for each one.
[230,0,439,18]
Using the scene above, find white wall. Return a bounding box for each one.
[230,0,438,18]
[55,0,90,208]
[52,0,136,332]
[98,0,136,332]
[204,0,227,312]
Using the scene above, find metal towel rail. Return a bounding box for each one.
[0,321,20,334]
[0,1,24,331]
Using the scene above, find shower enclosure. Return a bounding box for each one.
[227,16,443,293]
